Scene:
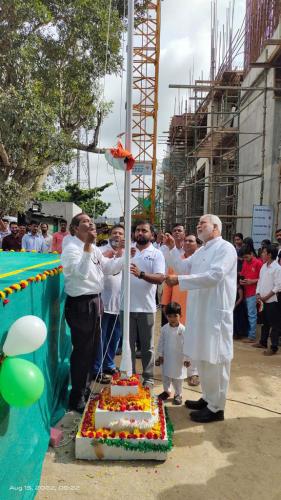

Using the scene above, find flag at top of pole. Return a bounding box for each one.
[105,141,135,171]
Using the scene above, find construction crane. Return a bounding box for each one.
[131,0,161,224]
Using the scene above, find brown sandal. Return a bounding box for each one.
[187,375,200,386]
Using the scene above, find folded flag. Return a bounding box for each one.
[105,141,135,171]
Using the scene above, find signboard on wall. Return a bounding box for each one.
[132,161,152,176]
[251,205,273,249]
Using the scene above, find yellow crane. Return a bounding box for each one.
[132,0,161,224]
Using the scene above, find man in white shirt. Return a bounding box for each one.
[120,221,165,388]
[61,213,124,413]
[254,244,281,355]
[93,224,125,378]
[22,220,48,252]
[40,223,53,252]
[164,214,237,423]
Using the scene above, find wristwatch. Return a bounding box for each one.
[139,271,145,279]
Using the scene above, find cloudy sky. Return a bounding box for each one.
[81,0,246,218]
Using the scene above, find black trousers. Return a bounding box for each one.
[260,302,281,352]
[65,294,103,406]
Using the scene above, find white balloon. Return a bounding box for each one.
[3,316,47,356]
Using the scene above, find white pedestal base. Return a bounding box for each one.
[75,437,168,461]
[110,385,139,397]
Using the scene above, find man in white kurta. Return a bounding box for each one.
[165,214,237,423]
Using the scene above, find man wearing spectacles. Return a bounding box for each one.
[61,213,124,414]
[164,214,237,423]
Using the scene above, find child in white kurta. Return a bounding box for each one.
[156,302,190,405]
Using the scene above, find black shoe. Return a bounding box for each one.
[190,407,224,423]
[158,391,170,401]
[185,398,208,410]
[263,349,278,356]
[69,398,86,414]
[173,394,182,405]
[92,373,111,384]
[252,342,266,348]
[103,368,120,376]
[84,387,91,401]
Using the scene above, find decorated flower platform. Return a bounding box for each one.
[75,374,173,461]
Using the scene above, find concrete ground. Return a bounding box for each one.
[38,325,281,500]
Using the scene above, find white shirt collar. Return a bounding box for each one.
[204,236,222,249]
[136,242,154,252]
[73,235,84,247]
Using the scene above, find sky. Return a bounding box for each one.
[78,0,246,218]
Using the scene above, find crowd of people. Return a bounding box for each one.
[232,230,281,356]
[2,211,281,422]
[59,212,281,423]
[0,218,69,253]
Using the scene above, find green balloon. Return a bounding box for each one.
[0,357,44,407]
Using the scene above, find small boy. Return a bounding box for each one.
[155,302,190,405]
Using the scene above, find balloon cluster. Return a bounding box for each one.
[0,316,46,407]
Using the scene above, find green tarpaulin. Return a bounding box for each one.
[0,253,71,499]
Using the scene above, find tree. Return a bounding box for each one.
[0,0,146,214]
[37,183,112,218]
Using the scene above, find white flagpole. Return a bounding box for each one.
[120,0,134,376]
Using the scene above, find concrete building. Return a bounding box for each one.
[25,201,82,232]
[162,1,281,245]
[237,24,281,238]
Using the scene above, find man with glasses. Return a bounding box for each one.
[164,214,237,423]
[61,213,124,414]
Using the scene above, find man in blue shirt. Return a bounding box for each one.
[22,220,47,252]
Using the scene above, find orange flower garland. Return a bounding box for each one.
[79,397,166,441]
[111,373,139,386]
[0,265,63,305]
[98,386,151,412]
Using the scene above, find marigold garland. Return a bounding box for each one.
[79,396,170,447]
[111,374,140,386]
[0,265,63,304]
[90,408,174,454]
[98,386,151,411]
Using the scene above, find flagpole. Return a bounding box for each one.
[120,0,134,376]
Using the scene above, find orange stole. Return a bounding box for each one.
[161,262,187,323]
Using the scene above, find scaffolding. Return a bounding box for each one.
[161,1,281,239]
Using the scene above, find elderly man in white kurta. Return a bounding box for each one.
[164,214,237,423]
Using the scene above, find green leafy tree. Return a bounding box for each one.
[0,0,150,214]
[38,183,113,218]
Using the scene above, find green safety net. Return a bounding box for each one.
[0,253,71,499]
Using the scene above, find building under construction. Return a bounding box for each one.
[162,0,281,242]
